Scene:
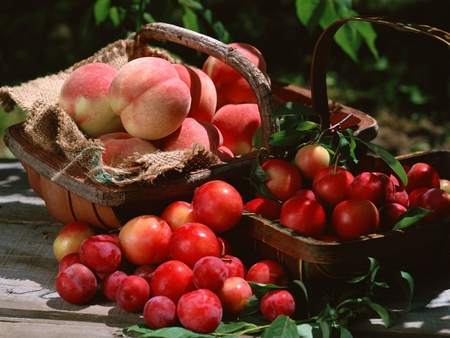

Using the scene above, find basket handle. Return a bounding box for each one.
[130,22,278,156]
[311,16,450,128]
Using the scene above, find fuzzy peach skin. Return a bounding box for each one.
[59,63,125,138]
[156,117,223,151]
[173,64,217,122]
[202,42,269,108]
[109,57,192,140]
[212,103,261,156]
[98,132,158,167]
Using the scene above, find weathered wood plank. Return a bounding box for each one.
[0,316,125,337]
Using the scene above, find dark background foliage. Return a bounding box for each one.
[1,0,449,156]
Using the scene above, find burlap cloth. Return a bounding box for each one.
[0,39,220,186]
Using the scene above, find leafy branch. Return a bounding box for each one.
[251,101,407,196]
[93,0,229,42]
[295,0,379,63]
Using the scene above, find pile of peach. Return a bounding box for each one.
[245,144,450,241]
[58,43,269,166]
[53,180,295,334]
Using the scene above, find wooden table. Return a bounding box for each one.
[1,158,449,337]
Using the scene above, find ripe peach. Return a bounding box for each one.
[173,64,217,122]
[405,162,440,194]
[157,117,222,151]
[243,197,282,221]
[379,202,408,232]
[202,42,269,108]
[98,132,158,167]
[160,200,197,232]
[294,144,330,181]
[53,221,96,262]
[440,179,450,194]
[348,172,386,207]
[59,62,124,138]
[245,259,289,286]
[260,289,296,322]
[214,145,235,161]
[261,158,303,202]
[215,277,252,317]
[417,188,450,222]
[109,57,191,140]
[212,103,261,156]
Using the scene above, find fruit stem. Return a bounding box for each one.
[333,153,341,174]
[324,113,353,133]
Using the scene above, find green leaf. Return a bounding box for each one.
[249,282,284,299]
[318,318,331,338]
[296,0,379,62]
[296,120,320,132]
[261,315,299,338]
[109,6,126,27]
[329,130,354,165]
[353,20,379,61]
[346,257,377,284]
[395,270,415,312]
[180,4,200,32]
[178,0,204,11]
[93,0,111,25]
[297,323,325,338]
[272,102,320,119]
[249,153,280,202]
[122,325,214,337]
[211,20,230,43]
[269,129,310,147]
[143,12,156,24]
[215,321,259,334]
[293,280,309,304]
[239,294,262,318]
[319,5,360,63]
[357,139,408,186]
[296,323,315,338]
[391,207,432,231]
[278,115,306,132]
[316,303,335,324]
[339,326,354,338]
[252,126,262,149]
[361,298,391,327]
[295,0,326,34]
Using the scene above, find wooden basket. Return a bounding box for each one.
[228,150,450,284]
[226,17,450,283]
[3,22,377,230]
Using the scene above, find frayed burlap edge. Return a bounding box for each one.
[89,142,221,187]
[1,38,221,186]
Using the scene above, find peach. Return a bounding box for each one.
[202,42,269,108]
[98,132,158,167]
[109,57,191,140]
[379,202,407,232]
[160,201,197,232]
[59,62,124,138]
[157,117,223,151]
[212,103,261,156]
[214,145,235,161]
[173,64,217,122]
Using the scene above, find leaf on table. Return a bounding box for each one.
[261,315,299,338]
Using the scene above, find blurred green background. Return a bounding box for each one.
[1,0,449,158]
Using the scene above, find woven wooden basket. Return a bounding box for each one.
[227,17,450,283]
[3,22,378,230]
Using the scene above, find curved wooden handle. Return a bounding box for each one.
[310,16,450,129]
[131,22,278,155]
